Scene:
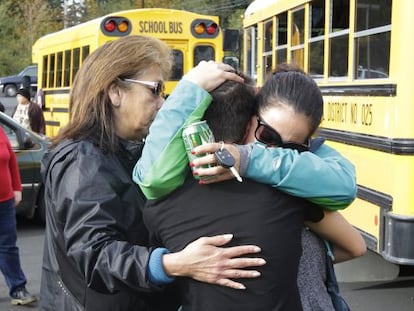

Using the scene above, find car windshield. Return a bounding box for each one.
[19,66,37,77]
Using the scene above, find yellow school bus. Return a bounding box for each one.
[243,0,414,265]
[32,8,235,137]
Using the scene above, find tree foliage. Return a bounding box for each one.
[0,0,61,75]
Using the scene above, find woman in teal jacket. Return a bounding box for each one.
[133,61,356,210]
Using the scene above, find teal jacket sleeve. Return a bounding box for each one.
[133,80,212,200]
[245,142,357,210]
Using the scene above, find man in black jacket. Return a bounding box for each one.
[143,76,324,311]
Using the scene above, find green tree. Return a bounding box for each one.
[0,0,20,75]
[0,0,61,76]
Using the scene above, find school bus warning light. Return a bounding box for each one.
[191,19,219,38]
[101,17,131,36]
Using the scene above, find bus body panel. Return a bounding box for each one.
[243,0,414,265]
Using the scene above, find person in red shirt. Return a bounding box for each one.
[0,127,36,306]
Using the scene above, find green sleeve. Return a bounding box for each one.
[133,80,212,200]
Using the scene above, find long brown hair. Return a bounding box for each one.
[52,35,172,152]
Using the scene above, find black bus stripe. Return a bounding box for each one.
[319,128,414,155]
[45,120,60,127]
[319,84,397,96]
[43,89,70,95]
[357,185,393,211]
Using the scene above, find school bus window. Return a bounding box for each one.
[264,20,273,52]
[72,48,81,84]
[354,0,391,80]
[49,53,56,88]
[263,55,273,79]
[42,55,48,88]
[355,32,390,79]
[356,0,392,31]
[329,0,350,78]
[56,52,63,87]
[332,0,350,32]
[263,19,273,79]
[277,13,287,46]
[171,50,183,81]
[245,26,256,78]
[311,0,325,38]
[276,13,287,64]
[309,40,324,78]
[64,50,71,87]
[291,8,305,69]
[329,34,349,77]
[309,0,325,78]
[194,45,215,66]
[292,9,305,45]
[82,45,90,62]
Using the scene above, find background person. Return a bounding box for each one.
[11,88,45,135]
[39,35,264,311]
[0,126,37,306]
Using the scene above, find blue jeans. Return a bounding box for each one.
[0,198,27,295]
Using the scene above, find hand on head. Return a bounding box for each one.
[183,61,243,92]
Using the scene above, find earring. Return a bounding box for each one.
[111,100,121,107]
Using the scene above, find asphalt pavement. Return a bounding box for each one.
[0,217,412,311]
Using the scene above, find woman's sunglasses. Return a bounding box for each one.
[122,78,165,98]
[254,116,310,153]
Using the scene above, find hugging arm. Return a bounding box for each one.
[132,79,211,200]
[306,210,367,263]
[192,141,357,211]
[162,235,265,290]
[245,142,357,210]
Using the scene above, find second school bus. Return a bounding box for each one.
[32,8,237,137]
[243,0,414,266]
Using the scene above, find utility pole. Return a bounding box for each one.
[63,0,68,28]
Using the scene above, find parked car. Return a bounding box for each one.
[357,66,388,79]
[0,65,38,97]
[0,111,48,222]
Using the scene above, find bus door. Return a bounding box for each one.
[164,41,187,95]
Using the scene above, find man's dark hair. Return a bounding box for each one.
[202,73,257,144]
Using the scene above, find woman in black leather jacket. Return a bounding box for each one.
[39,36,264,311]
